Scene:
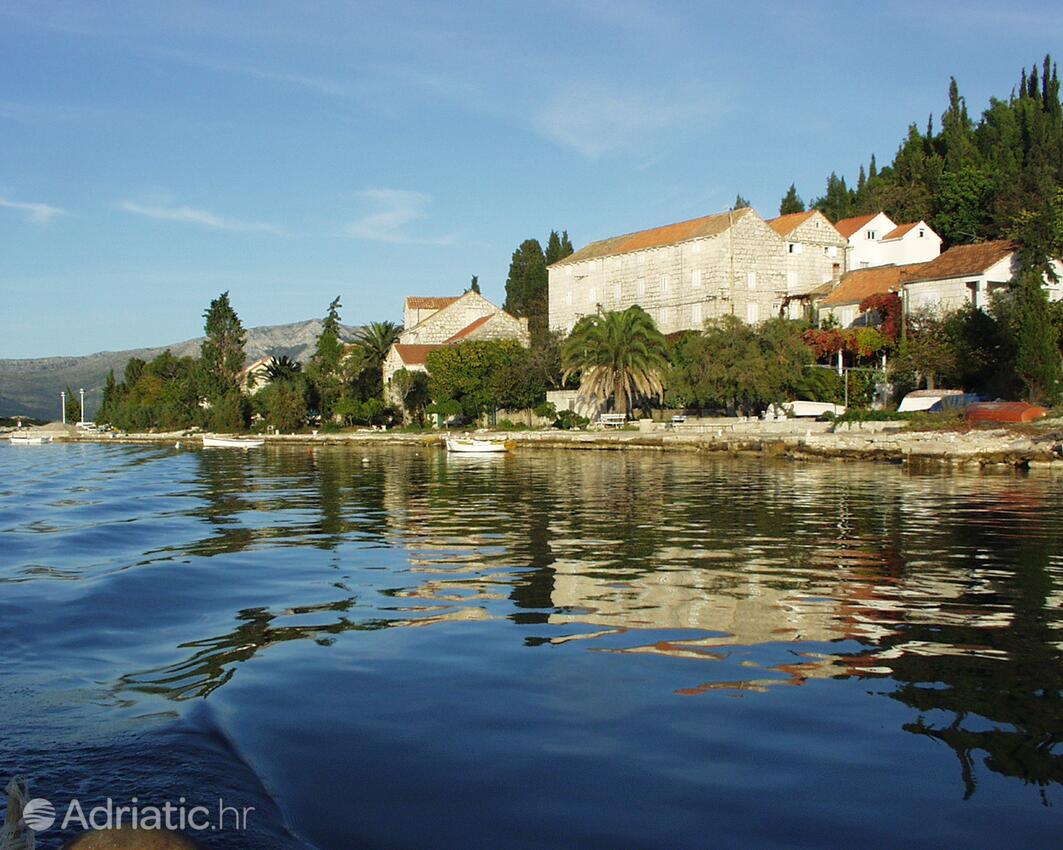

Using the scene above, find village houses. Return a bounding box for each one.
[835,212,942,269]
[547,207,848,335]
[382,290,529,403]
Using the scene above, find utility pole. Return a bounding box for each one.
[79,388,85,425]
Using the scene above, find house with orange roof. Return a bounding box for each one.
[902,240,1063,313]
[767,210,848,317]
[548,206,799,334]
[383,290,529,403]
[835,212,941,269]
[817,263,929,327]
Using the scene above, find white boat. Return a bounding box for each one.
[202,435,265,449]
[446,437,507,454]
[9,434,53,445]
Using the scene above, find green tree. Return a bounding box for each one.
[200,291,246,396]
[733,193,751,209]
[389,368,430,422]
[265,355,302,383]
[504,238,549,340]
[779,184,805,215]
[64,385,81,423]
[307,296,346,420]
[561,306,668,416]
[469,275,480,293]
[353,321,402,369]
[98,369,118,423]
[255,380,308,432]
[425,339,540,419]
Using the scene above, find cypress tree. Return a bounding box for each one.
[733,194,751,209]
[545,230,564,265]
[504,239,548,336]
[200,291,247,396]
[469,275,480,293]
[869,153,878,180]
[778,184,805,215]
[560,231,574,257]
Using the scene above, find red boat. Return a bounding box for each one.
[964,402,1048,424]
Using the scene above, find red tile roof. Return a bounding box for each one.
[881,222,921,241]
[820,263,929,307]
[902,240,1016,283]
[393,344,441,366]
[443,314,493,343]
[552,207,755,266]
[405,296,459,310]
[834,213,880,239]
[767,210,816,237]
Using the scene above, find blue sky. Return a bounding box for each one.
[0,0,1058,357]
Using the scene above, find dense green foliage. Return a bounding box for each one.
[505,229,573,342]
[426,339,547,419]
[561,306,669,416]
[779,184,805,215]
[801,57,1063,248]
[200,291,247,397]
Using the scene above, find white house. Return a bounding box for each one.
[835,212,942,269]
[902,240,1063,312]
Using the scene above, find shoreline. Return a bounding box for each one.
[16,421,1063,470]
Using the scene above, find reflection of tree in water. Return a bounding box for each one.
[876,526,1063,801]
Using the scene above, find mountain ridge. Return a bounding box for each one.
[0,319,362,420]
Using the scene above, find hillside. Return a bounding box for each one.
[0,319,361,420]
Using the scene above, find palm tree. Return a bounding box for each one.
[354,321,403,367]
[561,306,669,416]
[265,355,303,383]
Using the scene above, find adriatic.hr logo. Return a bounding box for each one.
[11,794,254,835]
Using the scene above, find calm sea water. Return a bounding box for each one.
[1,442,1062,848]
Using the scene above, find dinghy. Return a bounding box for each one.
[446,437,507,454]
[202,435,266,449]
[8,435,52,445]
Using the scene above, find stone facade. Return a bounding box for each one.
[769,210,848,318]
[383,291,530,403]
[549,207,806,335]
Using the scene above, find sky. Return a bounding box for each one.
[0,0,1059,358]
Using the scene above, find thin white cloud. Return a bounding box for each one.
[151,48,355,97]
[344,189,454,245]
[118,200,286,235]
[534,84,725,158]
[0,195,66,223]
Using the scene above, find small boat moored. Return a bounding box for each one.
[446,437,507,454]
[202,435,266,449]
[8,434,53,445]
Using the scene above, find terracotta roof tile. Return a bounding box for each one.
[902,240,1016,283]
[767,210,816,237]
[405,296,459,310]
[834,213,880,239]
[881,222,921,241]
[443,314,493,343]
[552,207,754,266]
[820,263,929,307]
[393,344,441,366]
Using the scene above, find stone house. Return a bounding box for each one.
[836,212,942,269]
[382,291,530,402]
[817,263,928,328]
[766,210,848,318]
[902,240,1063,313]
[548,207,800,335]
[237,356,273,395]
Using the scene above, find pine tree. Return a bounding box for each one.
[504,239,549,342]
[64,385,81,423]
[733,194,751,209]
[308,296,346,420]
[545,230,564,265]
[778,184,805,215]
[469,275,480,293]
[560,230,574,257]
[200,291,247,396]
[869,153,878,180]
[857,165,867,193]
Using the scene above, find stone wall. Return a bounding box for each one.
[548,210,792,335]
[400,291,497,344]
[782,212,847,303]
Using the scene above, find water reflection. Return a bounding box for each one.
[3,442,1062,812]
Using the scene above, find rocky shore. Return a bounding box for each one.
[14,417,1061,470]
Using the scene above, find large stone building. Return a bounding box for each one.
[547,207,847,334]
[382,290,529,399]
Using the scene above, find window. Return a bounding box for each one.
[867,230,877,240]
[860,261,870,268]
[788,243,802,254]
[660,275,670,293]
[746,302,759,324]
[660,306,670,325]
[746,272,757,290]
[918,229,925,238]
[691,241,702,254]
[637,252,646,266]
[827,246,838,258]
[588,286,597,304]
[786,270,798,290]
[614,282,622,301]
[691,302,703,325]
[691,269,702,289]
[636,278,646,298]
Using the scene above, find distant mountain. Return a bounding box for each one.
[0,319,361,420]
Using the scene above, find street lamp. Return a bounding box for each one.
[79,388,85,425]
[61,391,66,425]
